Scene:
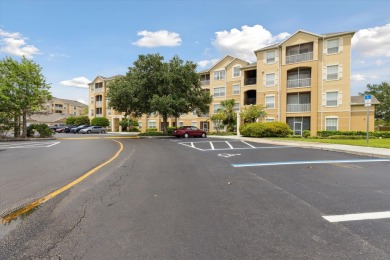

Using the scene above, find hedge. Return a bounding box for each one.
[27,124,53,138]
[317,131,390,138]
[240,122,292,137]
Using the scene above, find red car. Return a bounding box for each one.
[173,126,207,138]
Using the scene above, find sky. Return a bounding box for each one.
[1,0,390,104]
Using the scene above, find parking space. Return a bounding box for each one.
[0,141,60,150]
[175,138,390,253]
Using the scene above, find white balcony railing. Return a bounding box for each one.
[95,87,104,93]
[287,78,311,88]
[200,80,210,86]
[286,52,313,64]
[287,103,311,113]
[96,101,103,107]
[96,114,103,117]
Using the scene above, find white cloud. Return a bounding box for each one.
[60,77,90,88]
[352,23,390,57]
[0,29,40,59]
[77,99,87,105]
[132,30,182,48]
[212,25,290,61]
[375,59,384,66]
[48,53,69,61]
[197,59,219,68]
[351,74,366,81]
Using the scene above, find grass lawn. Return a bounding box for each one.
[276,138,390,148]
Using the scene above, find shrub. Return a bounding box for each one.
[91,117,109,127]
[74,116,90,125]
[240,122,292,137]
[138,131,165,136]
[146,128,158,132]
[27,124,53,138]
[66,116,77,125]
[303,130,311,138]
[167,127,176,135]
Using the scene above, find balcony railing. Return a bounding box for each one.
[287,78,311,88]
[95,87,104,93]
[96,114,103,117]
[244,98,256,105]
[287,103,311,113]
[200,80,210,86]
[244,77,257,85]
[96,101,103,107]
[286,52,313,64]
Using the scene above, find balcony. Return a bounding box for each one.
[96,101,103,107]
[95,87,104,93]
[286,52,313,64]
[287,103,311,113]
[244,77,257,85]
[96,114,103,117]
[287,78,311,88]
[200,80,210,86]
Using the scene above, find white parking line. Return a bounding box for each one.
[241,141,255,148]
[323,211,390,222]
[0,141,61,149]
[209,142,215,150]
[225,141,234,149]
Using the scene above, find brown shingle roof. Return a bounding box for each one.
[351,95,380,105]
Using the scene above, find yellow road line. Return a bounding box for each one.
[57,136,139,140]
[2,140,124,224]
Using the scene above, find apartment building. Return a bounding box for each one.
[88,30,377,134]
[42,97,87,116]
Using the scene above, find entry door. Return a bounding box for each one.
[294,122,302,136]
[200,121,209,132]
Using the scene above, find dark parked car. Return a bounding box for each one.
[173,126,207,138]
[63,125,77,133]
[79,126,106,134]
[70,125,90,134]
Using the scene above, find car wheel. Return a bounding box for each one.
[184,133,189,138]
[201,133,206,138]
[87,130,91,134]
[101,130,105,134]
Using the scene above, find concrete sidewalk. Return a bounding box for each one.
[211,135,390,159]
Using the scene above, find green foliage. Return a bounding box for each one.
[303,130,311,138]
[240,122,292,137]
[326,135,367,139]
[138,131,166,136]
[207,132,236,136]
[0,112,13,138]
[240,105,267,123]
[146,128,158,132]
[317,130,390,139]
[360,82,390,123]
[210,112,225,133]
[66,116,77,125]
[27,124,53,138]
[91,117,109,127]
[0,56,51,137]
[107,54,212,135]
[74,116,90,125]
[167,127,176,135]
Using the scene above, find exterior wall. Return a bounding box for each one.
[43,98,87,116]
[350,105,376,131]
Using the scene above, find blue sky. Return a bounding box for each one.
[1,0,390,104]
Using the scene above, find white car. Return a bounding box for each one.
[79,126,106,134]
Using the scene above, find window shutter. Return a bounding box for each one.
[323,66,327,80]
[263,74,266,87]
[338,64,343,79]
[274,73,278,86]
[338,90,343,106]
[323,40,327,54]
[339,37,343,53]
[322,93,326,107]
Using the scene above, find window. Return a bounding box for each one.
[90,109,94,116]
[90,97,94,104]
[266,73,275,87]
[213,103,221,113]
[233,84,240,95]
[74,106,76,110]
[327,65,338,80]
[265,95,275,109]
[96,107,102,115]
[326,117,338,130]
[233,66,241,77]
[327,39,339,54]
[326,91,338,106]
[233,103,240,112]
[148,120,157,129]
[213,87,225,97]
[192,121,197,127]
[179,121,184,127]
[265,118,275,122]
[266,51,275,64]
[213,70,226,80]
[138,121,142,129]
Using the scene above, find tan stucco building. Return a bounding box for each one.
[88,30,377,135]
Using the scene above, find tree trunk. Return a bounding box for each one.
[163,114,168,135]
[22,111,27,138]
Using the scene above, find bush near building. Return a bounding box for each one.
[240,122,292,137]
[317,130,390,139]
[91,117,109,127]
[27,124,53,138]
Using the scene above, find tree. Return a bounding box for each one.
[210,111,225,133]
[74,116,90,125]
[91,117,109,127]
[220,99,237,132]
[66,116,77,125]
[0,56,51,138]
[107,54,212,134]
[240,104,267,123]
[360,82,390,122]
